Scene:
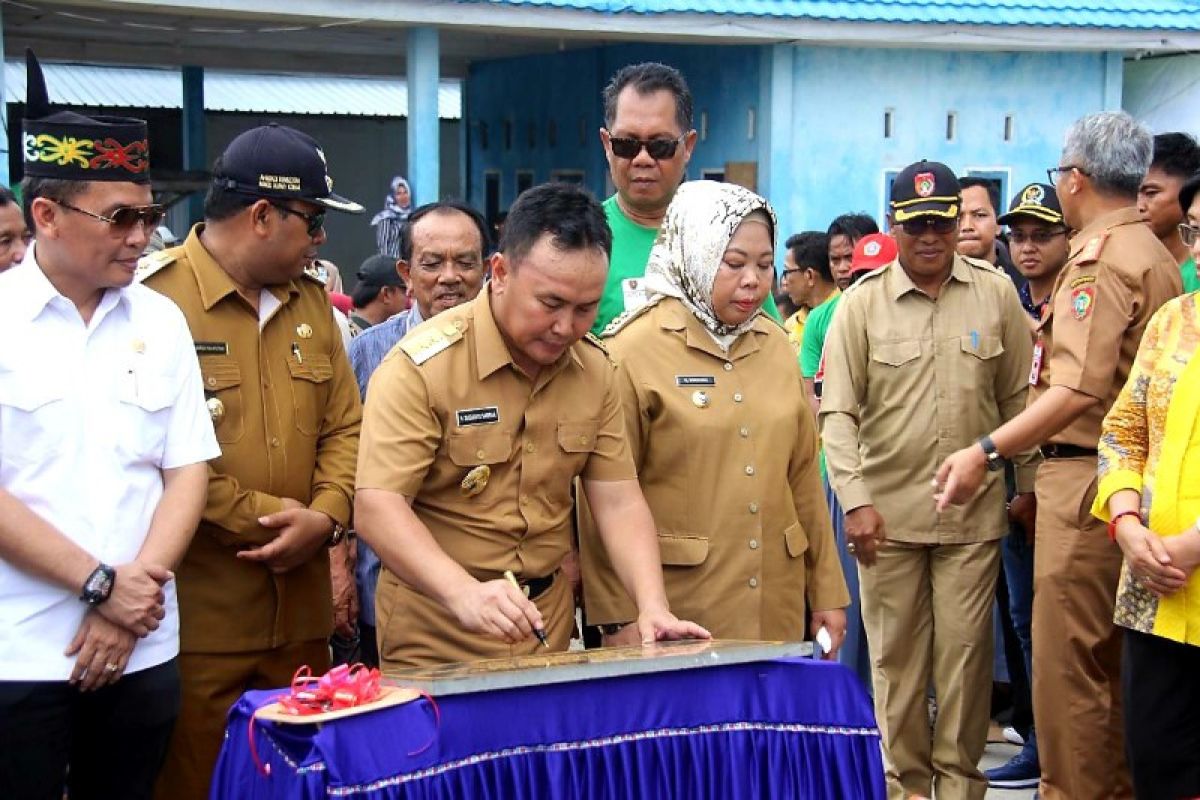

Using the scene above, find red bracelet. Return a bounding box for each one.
[1108,510,1142,542]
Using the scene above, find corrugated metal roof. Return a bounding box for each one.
[475,0,1200,30]
[3,60,462,119]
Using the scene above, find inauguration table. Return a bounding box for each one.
[212,646,885,799]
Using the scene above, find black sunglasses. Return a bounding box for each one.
[898,217,957,236]
[55,200,165,232]
[607,133,685,160]
[272,203,325,237]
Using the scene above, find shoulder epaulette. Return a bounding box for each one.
[134,249,177,283]
[399,318,466,365]
[1076,231,1110,266]
[301,266,327,287]
[582,331,609,353]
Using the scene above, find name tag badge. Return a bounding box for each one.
[195,341,229,356]
[456,406,500,427]
[675,375,716,387]
[1028,340,1044,387]
[622,277,649,313]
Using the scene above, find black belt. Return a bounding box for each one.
[1041,444,1098,459]
[517,570,558,601]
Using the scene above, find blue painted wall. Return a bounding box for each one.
[466,43,762,214]
[785,47,1111,233]
[466,42,1113,242]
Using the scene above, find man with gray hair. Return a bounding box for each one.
[935,110,1181,799]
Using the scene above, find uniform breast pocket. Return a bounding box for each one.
[116,374,175,465]
[870,339,922,368]
[0,370,69,468]
[557,421,599,474]
[287,353,333,437]
[959,334,1005,380]
[447,429,514,467]
[200,357,245,445]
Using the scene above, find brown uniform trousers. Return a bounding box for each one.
[1027,207,1180,800]
[356,290,635,667]
[579,299,848,638]
[140,225,361,800]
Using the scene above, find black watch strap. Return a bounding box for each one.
[80,563,116,606]
[600,622,633,635]
[979,435,1005,472]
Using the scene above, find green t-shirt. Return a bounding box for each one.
[799,291,841,379]
[594,195,781,335]
[1182,256,1198,294]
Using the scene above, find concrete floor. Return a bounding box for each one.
[981,740,1037,800]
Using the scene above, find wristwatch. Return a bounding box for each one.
[600,622,633,635]
[326,522,348,548]
[80,563,116,607]
[978,435,1004,472]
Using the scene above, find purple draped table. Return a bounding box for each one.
[212,656,885,799]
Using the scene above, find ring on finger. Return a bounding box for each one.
[104,663,120,673]
[847,543,857,553]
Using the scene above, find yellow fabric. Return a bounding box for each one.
[1093,293,1200,644]
[783,308,807,354]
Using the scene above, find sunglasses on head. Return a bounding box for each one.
[55,200,165,232]
[607,133,685,160]
[271,203,325,237]
[897,217,957,236]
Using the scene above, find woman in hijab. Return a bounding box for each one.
[371,175,413,258]
[579,181,849,652]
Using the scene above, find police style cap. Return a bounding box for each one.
[22,49,151,183]
[356,253,404,288]
[998,182,1064,226]
[212,123,364,213]
[890,159,961,222]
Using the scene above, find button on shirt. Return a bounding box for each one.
[0,249,219,680]
[820,256,1040,544]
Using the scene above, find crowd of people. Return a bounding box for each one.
[1,48,1198,800]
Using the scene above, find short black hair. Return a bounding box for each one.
[399,201,491,263]
[0,186,17,207]
[203,157,257,221]
[603,62,693,134]
[351,282,385,308]
[1151,132,1200,180]
[959,177,1001,214]
[1178,170,1200,216]
[20,176,88,232]
[785,231,832,283]
[827,213,879,243]
[500,183,611,267]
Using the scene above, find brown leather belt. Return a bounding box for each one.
[1041,444,1098,459]
[518,570,558,601]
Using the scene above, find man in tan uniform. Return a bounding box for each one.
[936,112,1181,799]
[141,124,363,800]
[821,160,1039,800]
[355,183,708,667]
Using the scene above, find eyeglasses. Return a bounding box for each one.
[272,203,325,237]
[781,267,805,278]
[1180,222,1200,247]
[897,217,957,236]
[1008,228,1068,246]
[1046,165,1090,184]
[606,133,686,160]
[54,200,165,232]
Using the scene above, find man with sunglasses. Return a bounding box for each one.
[593,62,778,335]
[139,124,364,800]
[0,51,220,798]
[935,112,1181,800]
[820,159,1039,800]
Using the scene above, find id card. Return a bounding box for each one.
[1028,339,1044,386]
[622,277,649,313]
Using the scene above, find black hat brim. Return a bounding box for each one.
[313,192,364,214]
[892,200,959,222]
[998,207,1064,226]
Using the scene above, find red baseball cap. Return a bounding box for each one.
[850,233,898,276]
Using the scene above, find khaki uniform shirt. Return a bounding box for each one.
[820,255,1039,544]
[357,290,635,664]
[580,300,849,639]
[140,225,361,653]
[1030,206,1181,446]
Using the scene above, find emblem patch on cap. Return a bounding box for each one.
[1022,184,1045,205]
[864,241,882,257]
[914,172,936,198]
[1071,286,1096,320]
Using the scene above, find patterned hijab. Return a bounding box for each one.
[371,175,412,225]
[603,180,777,340]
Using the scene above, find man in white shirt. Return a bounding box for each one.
[0,51,218,799]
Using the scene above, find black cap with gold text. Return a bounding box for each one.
[997,183,1064,226]
[890,160,961,222]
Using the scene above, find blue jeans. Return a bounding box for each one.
[1001,525,1038,759]
[826,479,873,693]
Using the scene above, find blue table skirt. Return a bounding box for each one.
[213,657,885,799]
